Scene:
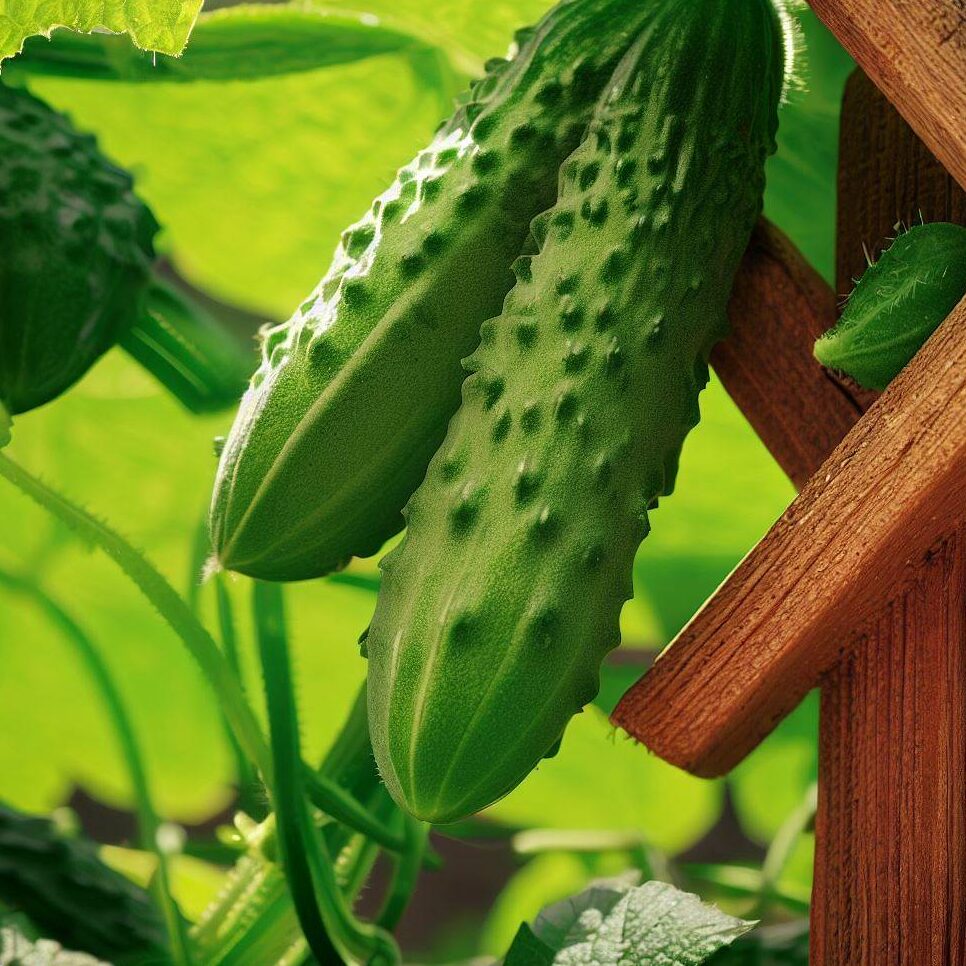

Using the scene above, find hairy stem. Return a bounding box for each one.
[0,567,192,965]
[253,582,400,965]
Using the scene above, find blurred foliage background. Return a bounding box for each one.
[0,0,851,956]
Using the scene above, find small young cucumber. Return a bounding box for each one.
[209,0,662,582]
[366,0,785,823]
[0,82,157,419]
[814,222,966,390]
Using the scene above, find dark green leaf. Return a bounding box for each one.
[9,5,429,83]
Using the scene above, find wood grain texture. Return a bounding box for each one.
[837,68,966,298]
[711,220,861,489]
[805,0,966,190]
[612,296,966,777]
[812,523,966,966]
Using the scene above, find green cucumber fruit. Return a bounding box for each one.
[814,222,966,390]
[0,82,157,419]
[0,804,166,964]
[209,0,662,582]
[366,0,785,823]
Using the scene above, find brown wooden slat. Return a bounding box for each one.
[710,220,859,489]
[612,296,966,777]
[806,0,966,190]
[811,523,966,966]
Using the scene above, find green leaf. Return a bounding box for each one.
[9,5,430,83]
[486,708,722,855]
[814,223,966,390]
[28,54,448,316]
[0,352,369,821]
[728,693,818,843]
[0,0,202,67]
[504,924,555,966]
[706,920,808,965]
[633,377,795,643]
[0,923,109,965]
[763,10,854,284]
[506,876,754,966]
[483,852,633,958]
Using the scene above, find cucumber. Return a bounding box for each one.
[814,222,966,390]
[0,82,156,419]
[0,804,166,964]
[209,0,661,582]
[366,0,785,823]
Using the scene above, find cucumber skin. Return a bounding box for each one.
[367,0,785,823]
[209,0,660,582]
[0,84,156,416]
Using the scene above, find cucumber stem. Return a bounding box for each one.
[253,582,400,965]
[120,277,251,415]
[377,817,429,930]
[0,452,273,785]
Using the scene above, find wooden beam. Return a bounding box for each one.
[811,523,966,966]
[612,296,966,777]
[805,0,966,190]
[820,84,966,966]
[709,220,860,489]
[837,68,966,299]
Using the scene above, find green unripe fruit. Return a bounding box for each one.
[0,804,167,962]
[0,83,156,418]
[366,0,785,823]
[814,222,966,390]
[209,0,663,582]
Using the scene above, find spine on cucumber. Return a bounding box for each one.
[209,0,660,582]
[366,0,785,823]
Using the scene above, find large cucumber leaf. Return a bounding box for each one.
[7,4,437,82]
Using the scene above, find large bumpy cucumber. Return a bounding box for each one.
[366,0,785,823]
[209,0,661,582]
[0,82,157,421]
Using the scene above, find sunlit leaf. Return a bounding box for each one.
[9,4,431,83]
[486,708,722,855]
[728,693,819,843]
[504,875,754,966]
[0,352,368,820]
[0,0,202,66]
[28,56,447,316]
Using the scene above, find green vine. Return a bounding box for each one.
[253,581,400,965]
[0,567,192,965]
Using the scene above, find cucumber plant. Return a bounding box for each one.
[208,0,663,582]
[365,0,786,823]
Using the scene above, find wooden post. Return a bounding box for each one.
[805,0,966,190]
[811,523,966,965]
[814,69,966,966]
[613,61,966,964]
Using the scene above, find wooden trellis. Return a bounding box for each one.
[612,1,966,962]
